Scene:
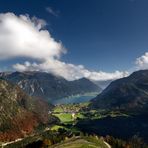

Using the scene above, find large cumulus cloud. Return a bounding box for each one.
[0,13,65,60]
[13,60,128,81]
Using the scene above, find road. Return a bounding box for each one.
[1,138,22,148]
[104,141,111,148]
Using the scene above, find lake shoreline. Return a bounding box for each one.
[50,92,99,105]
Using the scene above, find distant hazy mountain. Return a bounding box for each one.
[92,80,113,89]
[91,70,148,112]
[0,71,101,101]
[0,79,56,142]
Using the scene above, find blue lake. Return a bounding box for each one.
[51,94,98,105]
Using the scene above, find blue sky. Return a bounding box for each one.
[0,0,148,80]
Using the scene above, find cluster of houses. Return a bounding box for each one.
[48,105,80,120]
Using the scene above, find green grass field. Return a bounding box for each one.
[51,125,67,131]
[53,112,85,124]
[54,113,73,123]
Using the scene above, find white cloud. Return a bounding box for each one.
[0,12,65,61]
[46,7,59,17]
[13,59,129,81]
[135,52,148,69]
[0,12,128,81]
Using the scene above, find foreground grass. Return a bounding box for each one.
[50,136,108,148]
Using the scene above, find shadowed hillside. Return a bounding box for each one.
[0,79,56,142]
[91,70,148,112]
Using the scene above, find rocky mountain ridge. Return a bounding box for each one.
[0,71,101,101]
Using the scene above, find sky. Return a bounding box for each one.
[0,0,148,81]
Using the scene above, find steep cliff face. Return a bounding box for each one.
[91,70,148,112]
[0,79,54,142]
[0,71,101,101]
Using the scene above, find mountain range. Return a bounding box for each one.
[1,70,148,146]
[92,80,112,89]
[0,71,101,101]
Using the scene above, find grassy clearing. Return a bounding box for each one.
[51,125,66,131]
[53,112,86,124]
[54,113,73,123]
